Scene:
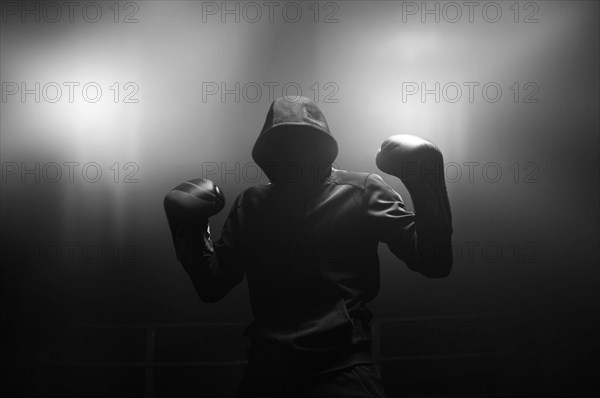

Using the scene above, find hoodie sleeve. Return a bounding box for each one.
[365,173,452,278]
[176,193,245,303]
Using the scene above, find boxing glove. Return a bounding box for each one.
[164,178,225,262]
[376,135,452,230]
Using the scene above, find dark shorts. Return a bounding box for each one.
[236,362,387,398]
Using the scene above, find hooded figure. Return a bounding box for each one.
[252,96,338,187]
[178,97,427,397]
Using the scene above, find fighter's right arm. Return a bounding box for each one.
[164,180,245,302]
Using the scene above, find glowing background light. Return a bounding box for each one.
[0,1,598,324]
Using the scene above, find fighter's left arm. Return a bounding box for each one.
[364,172,453,278]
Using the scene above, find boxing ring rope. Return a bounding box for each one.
[35,313,547,397]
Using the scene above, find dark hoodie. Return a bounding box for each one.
[181,97,427,377]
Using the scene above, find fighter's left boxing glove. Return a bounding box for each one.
[376,135,453,277]
[376,134,452,231]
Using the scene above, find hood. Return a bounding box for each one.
[252,96,338,184]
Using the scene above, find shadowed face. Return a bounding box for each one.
[264,127,333,187]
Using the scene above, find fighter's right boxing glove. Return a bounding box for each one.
[163,178,225,263]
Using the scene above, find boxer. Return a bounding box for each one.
[165,96,453,398]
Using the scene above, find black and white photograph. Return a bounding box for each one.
[1,1,598,397]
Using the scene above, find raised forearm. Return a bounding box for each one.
[164,178,242,302]
[376,135,454,278]
[413,222,453,278]
[174,224,244,303]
